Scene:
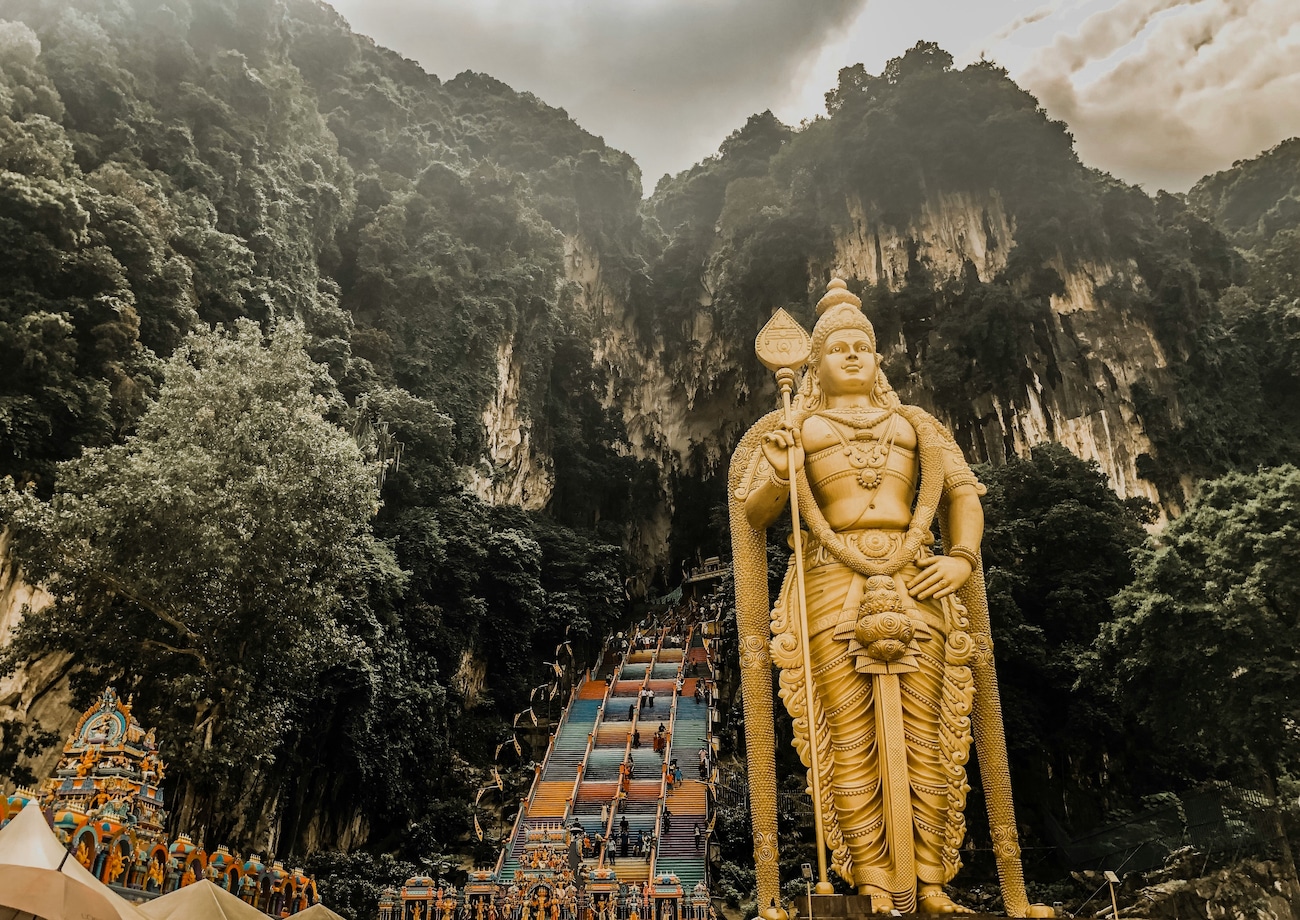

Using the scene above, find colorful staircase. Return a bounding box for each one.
[496,624,714,896]
[498,690,604,879]
[652,631,712,891]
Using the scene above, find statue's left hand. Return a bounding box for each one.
[906,554,973,600]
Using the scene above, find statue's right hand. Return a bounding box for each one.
[761,426,803,481]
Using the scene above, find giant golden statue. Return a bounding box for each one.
[729,280,1049,916]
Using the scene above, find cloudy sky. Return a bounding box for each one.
[327,0,1300,195]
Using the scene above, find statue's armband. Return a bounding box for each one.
[936,428,985,497]
[734,445,780,501]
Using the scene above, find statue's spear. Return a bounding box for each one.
[755,309,835,895]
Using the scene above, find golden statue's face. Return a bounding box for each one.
[817,329,877,397]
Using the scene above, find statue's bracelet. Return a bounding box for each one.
[947,545,979,567]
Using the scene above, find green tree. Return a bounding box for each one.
[1094,466,1300,885]
[0,319,402,844]
[977,444,1154,833]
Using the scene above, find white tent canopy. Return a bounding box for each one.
[138,880,271,920]
[0,802,147,920]
[292,905,347,920]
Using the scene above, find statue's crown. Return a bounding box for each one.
[816,277,862,316]
[810,277,874,359]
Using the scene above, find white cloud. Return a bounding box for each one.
[327,0,1300,194]
[328,0,868,191]
[1020,0,1300,191]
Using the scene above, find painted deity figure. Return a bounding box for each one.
[731,280,1045,916]
[103,848,125,884]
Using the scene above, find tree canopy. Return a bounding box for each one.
[0,320,400,840]
[1094,465,1300,785]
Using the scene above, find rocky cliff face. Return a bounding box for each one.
[833,190,1017,287]
[824,189,1168,508]
[466,336,555,511]
[542,190,1172,551]
[1123,859,1297,920]
[0,530,79,783]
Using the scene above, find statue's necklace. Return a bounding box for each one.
[825,410,898,497]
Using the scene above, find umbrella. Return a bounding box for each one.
[293,906,346,920]
[138,880,269,920]
[0,803,148,920]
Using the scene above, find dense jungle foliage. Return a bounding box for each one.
[0,0,642,856]
[1,0,1299,909]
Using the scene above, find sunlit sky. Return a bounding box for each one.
[327,0,1300,195]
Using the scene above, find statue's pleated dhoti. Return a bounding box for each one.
[772,534,976,911]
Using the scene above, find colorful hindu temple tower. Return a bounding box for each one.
[1,687,319,912]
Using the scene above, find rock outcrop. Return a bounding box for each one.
[0,530,79,783]
[1124,859,1297,920]
[548,190,1174,560]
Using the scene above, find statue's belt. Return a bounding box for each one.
[791,529,949,672]
[796,526,911,570]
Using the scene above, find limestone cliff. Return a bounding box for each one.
[820,189,1168,509]
[466,336,555,511]
[0,529,79,784]
[550,188,1173,563]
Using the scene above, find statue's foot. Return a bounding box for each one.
[856,886,893,914]
[1023,905,1057,918]
[917,885,968,915]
